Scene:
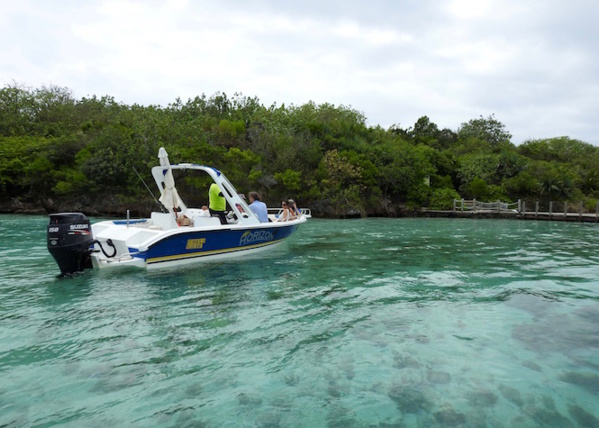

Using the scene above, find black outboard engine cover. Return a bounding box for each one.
[47,213,94,275]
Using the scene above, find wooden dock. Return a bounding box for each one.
[518,211,599,222]
[420,209,599,223]
[419,199,599,223]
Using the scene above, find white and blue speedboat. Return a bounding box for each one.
[47,148,307,274]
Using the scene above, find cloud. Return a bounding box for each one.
[1,0,598,145]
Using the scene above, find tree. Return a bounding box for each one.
[518,137,597,163]
[469,177,489,199]
[222,147,262,191]
[375,140,435,205]
[531,162,577,201]
[504,172,539,199]
[496,149,526,180]
[0,136,52,197]
[412,116,439,146]
[314,150,365,216]
[429,188,461,210]
[32,85,77,137]
[456,153,500,193]
[0,83,36,136]
[392,116,457,150]
[274,169,302,193]
[458,114,512,147]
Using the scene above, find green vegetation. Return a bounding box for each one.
[1,83,598,217]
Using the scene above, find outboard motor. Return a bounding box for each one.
[47,213,94,275]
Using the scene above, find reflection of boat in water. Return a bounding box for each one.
[47,148,308,275]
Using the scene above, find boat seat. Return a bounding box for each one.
[150,212,179,230]
[193,216,222,227]
[184,208,208,218]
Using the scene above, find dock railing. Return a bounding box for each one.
[452,199,599,222]
[453,199,519,213]
[518,200,599,221]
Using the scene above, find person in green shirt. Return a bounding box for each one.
[209,183,227,224]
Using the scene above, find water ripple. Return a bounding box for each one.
[1,215,599,426]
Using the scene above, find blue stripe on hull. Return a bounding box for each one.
[137,224,298,265]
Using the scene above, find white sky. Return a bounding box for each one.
[2,0,598,145]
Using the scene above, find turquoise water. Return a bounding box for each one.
[1,215,599,427]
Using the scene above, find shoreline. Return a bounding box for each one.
[4,205,599,223]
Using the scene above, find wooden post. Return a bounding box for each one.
[580,201,583,221]
[596,201,599,222]
[461,199,464,212]
[564,201,568,219]
[535,201,539,219]
[473,198,476,213]
[522,200,526,216]
[549,201,553,220]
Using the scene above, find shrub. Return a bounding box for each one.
[429,188,461,210]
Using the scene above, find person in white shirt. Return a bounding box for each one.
[276,201,290,222]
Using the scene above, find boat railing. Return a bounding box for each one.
[267,208,311,218]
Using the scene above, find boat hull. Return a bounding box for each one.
[144,224,298,267]
[90,220,303,270]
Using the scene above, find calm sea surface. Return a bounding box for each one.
[1,215,599,427]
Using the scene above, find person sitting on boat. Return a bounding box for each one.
[176,214,191,226]
[197,205,210,217]
[209,183,227,224]
[248,191,269,223]
[288,199,301,218]
[285,199,298,221]
[275,200,290,222]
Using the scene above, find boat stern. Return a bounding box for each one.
[89,220,159,270]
